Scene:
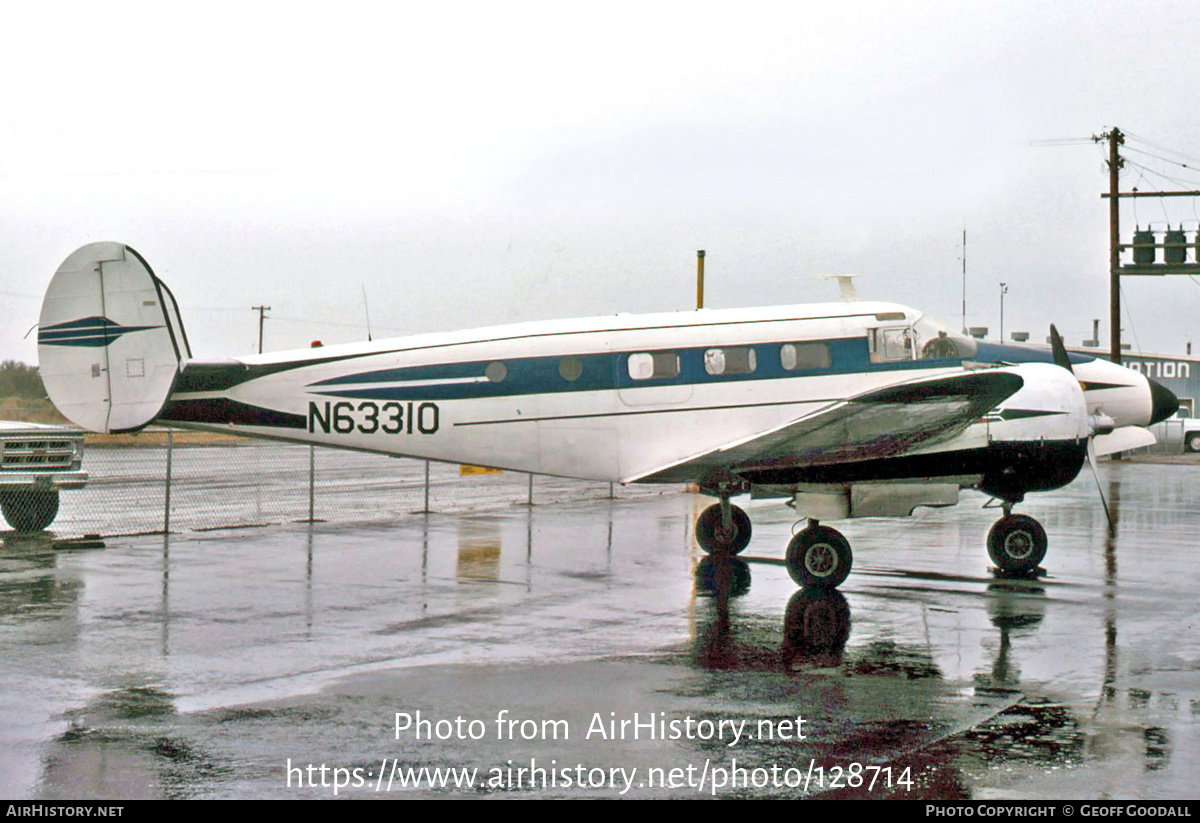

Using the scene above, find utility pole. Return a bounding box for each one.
[252,305,271,354]
[696,250,705,310]
[1106,127,1123,364]
[1097,125,1200,364]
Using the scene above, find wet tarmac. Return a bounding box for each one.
[1,459,1198,799]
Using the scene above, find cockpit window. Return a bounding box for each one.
[910,313,977,360]
[920,331,962,360]
[880,328,915,361]
[869,312,977,364]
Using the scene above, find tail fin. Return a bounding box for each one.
[38,242,189,433]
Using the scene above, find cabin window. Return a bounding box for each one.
[780,342,831,371]
[485,361,508,383]
[559,356,583,382]
[628,352,680,380]
[704,347,756,375]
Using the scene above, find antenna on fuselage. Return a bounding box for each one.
[813,274,859,302]
[960,226,967,334]
[362,283,373,342]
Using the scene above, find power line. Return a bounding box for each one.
[1123,130,1200,168]
[1026,137,1095,147]
[1124,159,1200,192]
[192,306,403,333]
[1118,279,1142,355]
[1122,145,1200,178]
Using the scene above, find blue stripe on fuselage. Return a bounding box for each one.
[305,336,973,402]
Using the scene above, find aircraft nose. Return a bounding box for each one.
[1148,377,1180,425]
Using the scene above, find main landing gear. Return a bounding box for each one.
[986,502,1047,576]
[694,494,1049,589]
[785,522,853,590]
[695,491,854,591]
[694,498,752,556]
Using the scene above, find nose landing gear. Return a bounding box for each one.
[987,502,1047,576]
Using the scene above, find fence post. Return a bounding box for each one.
[423,460,430,513]
[163,429,173,534]
[308,444,316,522]
[527,473,533,506]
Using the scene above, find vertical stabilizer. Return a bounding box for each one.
[38,243,185,433]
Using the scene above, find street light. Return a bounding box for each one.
[999,283,1009,341]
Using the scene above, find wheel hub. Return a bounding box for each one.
[1003,530,1034,560]
[805,542,839,577]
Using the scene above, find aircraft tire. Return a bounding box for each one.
[785,525,852,589]
[0,490,60,532]
[694,504,751,555]
[986,514,1047,574]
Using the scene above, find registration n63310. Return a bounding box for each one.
[308,401,440,436]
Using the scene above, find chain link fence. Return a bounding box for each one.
[13,420,1193,538]
[16,429,669,538]
[1134,419,1189,454]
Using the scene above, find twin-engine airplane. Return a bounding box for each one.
[37,243,1178,589]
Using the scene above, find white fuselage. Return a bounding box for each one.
[161,301,1134,485]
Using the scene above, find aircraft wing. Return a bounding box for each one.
[630,369,1024,485]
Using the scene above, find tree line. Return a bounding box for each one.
[0,360,46,398]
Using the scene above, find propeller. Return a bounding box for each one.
[1048,324,1073,371]
[1085,436,1113,530]
[1049,324,1113,532]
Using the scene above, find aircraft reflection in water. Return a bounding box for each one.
[694,557,852,668]
[688,499,1178,798]
[39,243,1178,588]
[690,555,962,797]
[687,556,1034,797]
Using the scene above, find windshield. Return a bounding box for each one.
[910,312,977,360]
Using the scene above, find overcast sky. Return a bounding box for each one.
[4,1,1200,363]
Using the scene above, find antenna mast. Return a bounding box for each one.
[961,227,967,334]
[362,284,373,342]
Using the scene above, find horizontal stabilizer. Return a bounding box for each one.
[39,243,187,433]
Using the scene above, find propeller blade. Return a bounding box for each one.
[1087,437,1114,533]
[1049,324,1074,373]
